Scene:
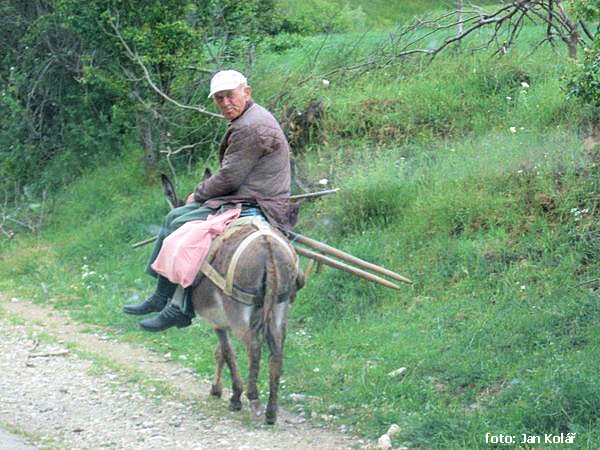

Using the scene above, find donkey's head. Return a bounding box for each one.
[161,169,213,209]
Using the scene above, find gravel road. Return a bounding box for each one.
[0,295,366,450]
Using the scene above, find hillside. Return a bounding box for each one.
[1,1,599,448]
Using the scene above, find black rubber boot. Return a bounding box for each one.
[139,304,192,332]
[123,276,176,315]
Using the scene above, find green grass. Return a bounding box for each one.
[1,2,599,448]
[288,128,598,445]
[2,127,596,447]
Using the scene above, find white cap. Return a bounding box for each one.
[208,70,247,98]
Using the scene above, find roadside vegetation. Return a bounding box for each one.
[1,1,598,448]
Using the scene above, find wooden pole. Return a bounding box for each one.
[288,232,413,284]
[131,219,413,289]
[132,235,158,249]
[290,188,339,201]
[294,246,402,290]
[131,189,338,249]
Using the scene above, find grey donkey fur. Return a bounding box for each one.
[191,224,304,424]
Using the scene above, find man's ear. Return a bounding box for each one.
[243,85,252,99]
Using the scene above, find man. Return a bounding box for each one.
[123,69,293,332]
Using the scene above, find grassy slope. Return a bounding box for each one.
[1,1,599,448]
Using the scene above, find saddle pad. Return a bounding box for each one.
[197,217,297,305]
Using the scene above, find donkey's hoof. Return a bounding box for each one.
[265,408,277,425]
[210,385,222,398]
[229,399,242,411]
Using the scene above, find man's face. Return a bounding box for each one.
[212,85,251,120]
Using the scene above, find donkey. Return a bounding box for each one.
[161,174,304,424]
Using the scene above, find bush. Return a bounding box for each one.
[565,0,600,113]
[567,47,600,111]
[275,0,366,34]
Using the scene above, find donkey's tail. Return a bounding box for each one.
[259,235,279,332]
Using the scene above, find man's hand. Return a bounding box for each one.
[185,192,196,204]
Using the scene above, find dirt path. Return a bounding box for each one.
[0,295,366,450]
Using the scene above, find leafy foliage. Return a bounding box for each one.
[566,0,600,111]
[0,0,280,200]
[275,0,367,34]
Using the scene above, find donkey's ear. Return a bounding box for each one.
[203,167,212,181]
[160,173,179,209]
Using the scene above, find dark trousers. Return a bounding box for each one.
[145,202,216,278]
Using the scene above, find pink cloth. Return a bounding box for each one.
[151,208,241,288]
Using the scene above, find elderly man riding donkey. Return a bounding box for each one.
[123,70,302,424]
[124,69,296,331]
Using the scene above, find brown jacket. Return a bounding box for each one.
[194,100,293,229]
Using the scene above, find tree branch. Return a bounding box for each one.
[107,17,223,119]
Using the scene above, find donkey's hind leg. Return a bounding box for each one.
[265,302,289,424]
[245,330,263,411]
[215,328,244,411]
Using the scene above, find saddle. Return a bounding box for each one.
[193,216,298,305]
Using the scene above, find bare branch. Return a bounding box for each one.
[161,140,210,157]
[185,65,215,74]
[107,17,223,119]
[0,187,47,236]
[579,20,594,42]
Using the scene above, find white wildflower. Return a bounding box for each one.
[318,178,328,186]
[388,424,401,436]
[387,367,407,378]
[510,127,517,133]
[322,79,330,86]
[521,81,529,88]
[377,434,392,450]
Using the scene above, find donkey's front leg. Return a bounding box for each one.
[265,304,288,424]
[215,328,243,411]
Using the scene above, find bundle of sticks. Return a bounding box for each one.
[289,188,412,289]
[287,231,412,290]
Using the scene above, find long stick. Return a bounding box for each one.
[132,235,158,249]
[295,247,401,290]
[131,190,339,249]
[290,188,339,200]
[132,231,413,286]
[288,232,413,284]
[130,222,412,288]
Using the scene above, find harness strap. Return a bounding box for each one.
[201,216,264,266]
[199,260,257,304]
[225,229,270,296]
[198,217,297,305]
